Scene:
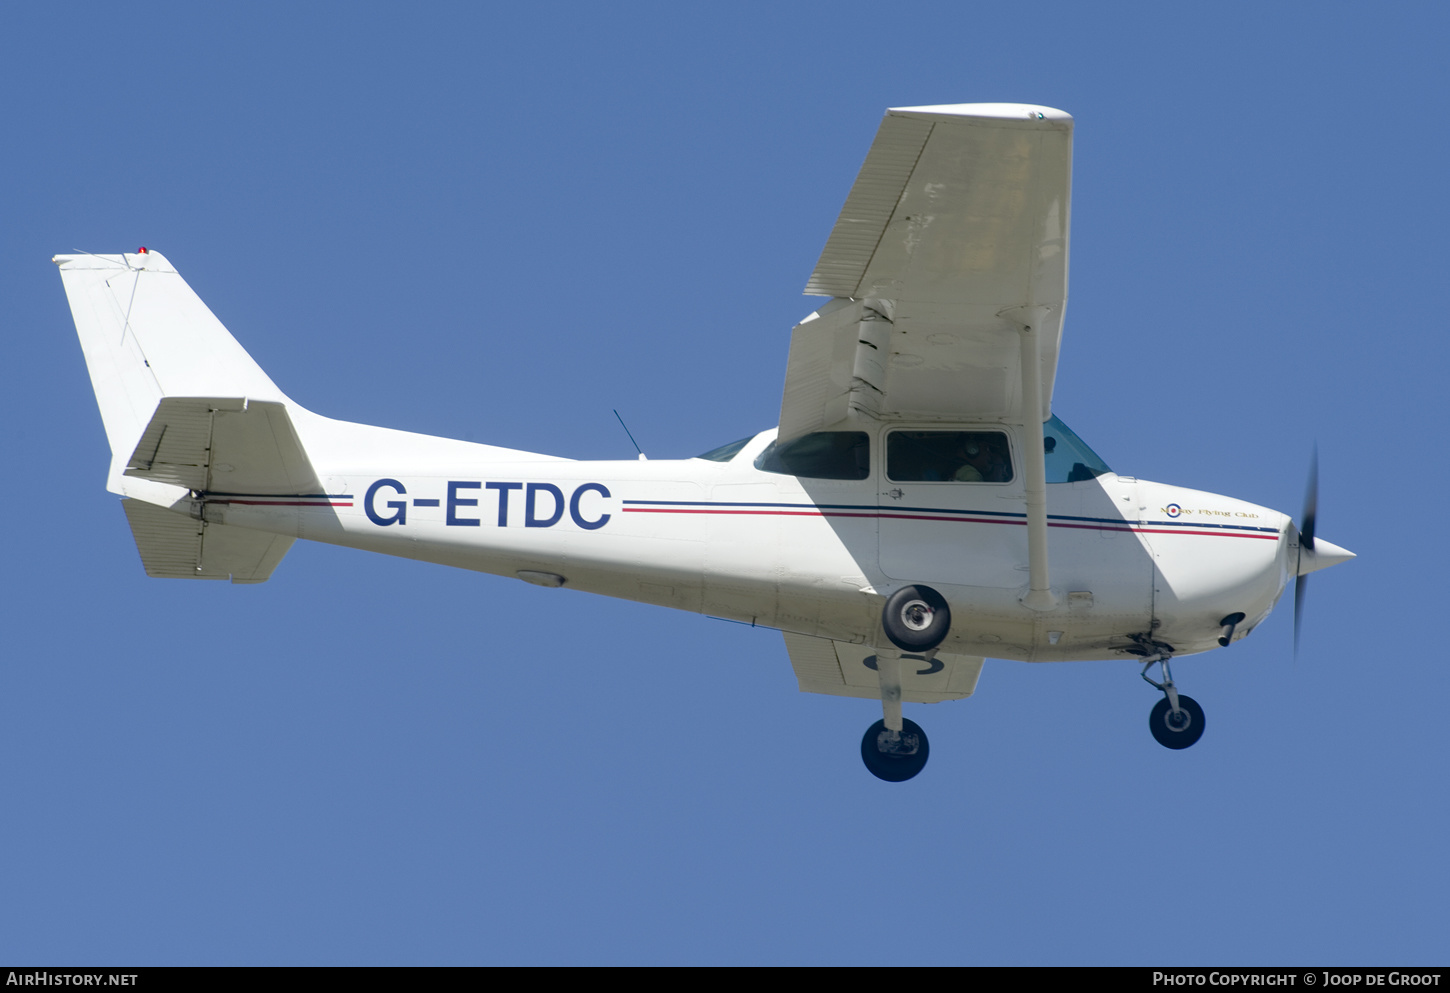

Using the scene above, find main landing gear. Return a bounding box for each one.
[861,717,929,782]
[1141,654,1205,749]
[860,586,951,782]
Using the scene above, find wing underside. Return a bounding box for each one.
[782,632,984,704]
[781,103,1073,442]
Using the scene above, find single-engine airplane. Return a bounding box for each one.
[58,103,1354,781]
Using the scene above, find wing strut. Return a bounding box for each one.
[1012,307,1057,611]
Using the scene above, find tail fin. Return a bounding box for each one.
[57,250,308,583]
[54,250,293,496]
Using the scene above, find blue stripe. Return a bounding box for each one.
[622,498,1279,533]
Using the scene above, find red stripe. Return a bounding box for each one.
[622,506,1278,539]
[624,507,875,518]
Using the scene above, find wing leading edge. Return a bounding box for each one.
[781,103,1073,442]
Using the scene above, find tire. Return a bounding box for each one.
[860,718,930,782]
[882,585,951,652]
[1149,695,1205,749]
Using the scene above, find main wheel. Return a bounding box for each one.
[882,585,951,652]
[1149,695,1205,749]
[860,718,930,782]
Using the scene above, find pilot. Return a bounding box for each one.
[953,436,1010,482]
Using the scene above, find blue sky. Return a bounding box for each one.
[2,2,1445,965]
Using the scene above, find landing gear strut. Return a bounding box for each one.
[861,585,949,782]
[1141,655,1205,749]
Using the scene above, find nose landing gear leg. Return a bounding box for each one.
[1141,655,1205,749]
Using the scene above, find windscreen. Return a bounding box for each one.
[1043,415,1111,482]
[695,436,753,462]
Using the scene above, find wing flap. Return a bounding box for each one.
[777,301,861,441]
[782,632,984,704]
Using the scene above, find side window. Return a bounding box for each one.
[887,431,1014,483]
[754,432,870,480]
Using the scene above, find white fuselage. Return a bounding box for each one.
[202,412,1294,664]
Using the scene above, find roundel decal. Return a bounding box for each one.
[863,655,944,676]
[1165,503,1182,518]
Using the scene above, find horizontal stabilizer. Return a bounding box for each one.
[782,632,984,703]
[125,396,321,495]
[122,499,293,583]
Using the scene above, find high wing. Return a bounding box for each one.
[780,103,1073,442]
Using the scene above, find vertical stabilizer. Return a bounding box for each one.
[54,251,292,495]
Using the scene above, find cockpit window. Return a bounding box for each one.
[887,431,1014,483]
[754,432,870,480]
[695,436,753,462]
[1043,414,1111,483]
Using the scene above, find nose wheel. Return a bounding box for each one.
[1141,655,1205,749]
[1148,694,1205,749]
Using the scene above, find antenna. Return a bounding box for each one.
[612,409,647,460]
